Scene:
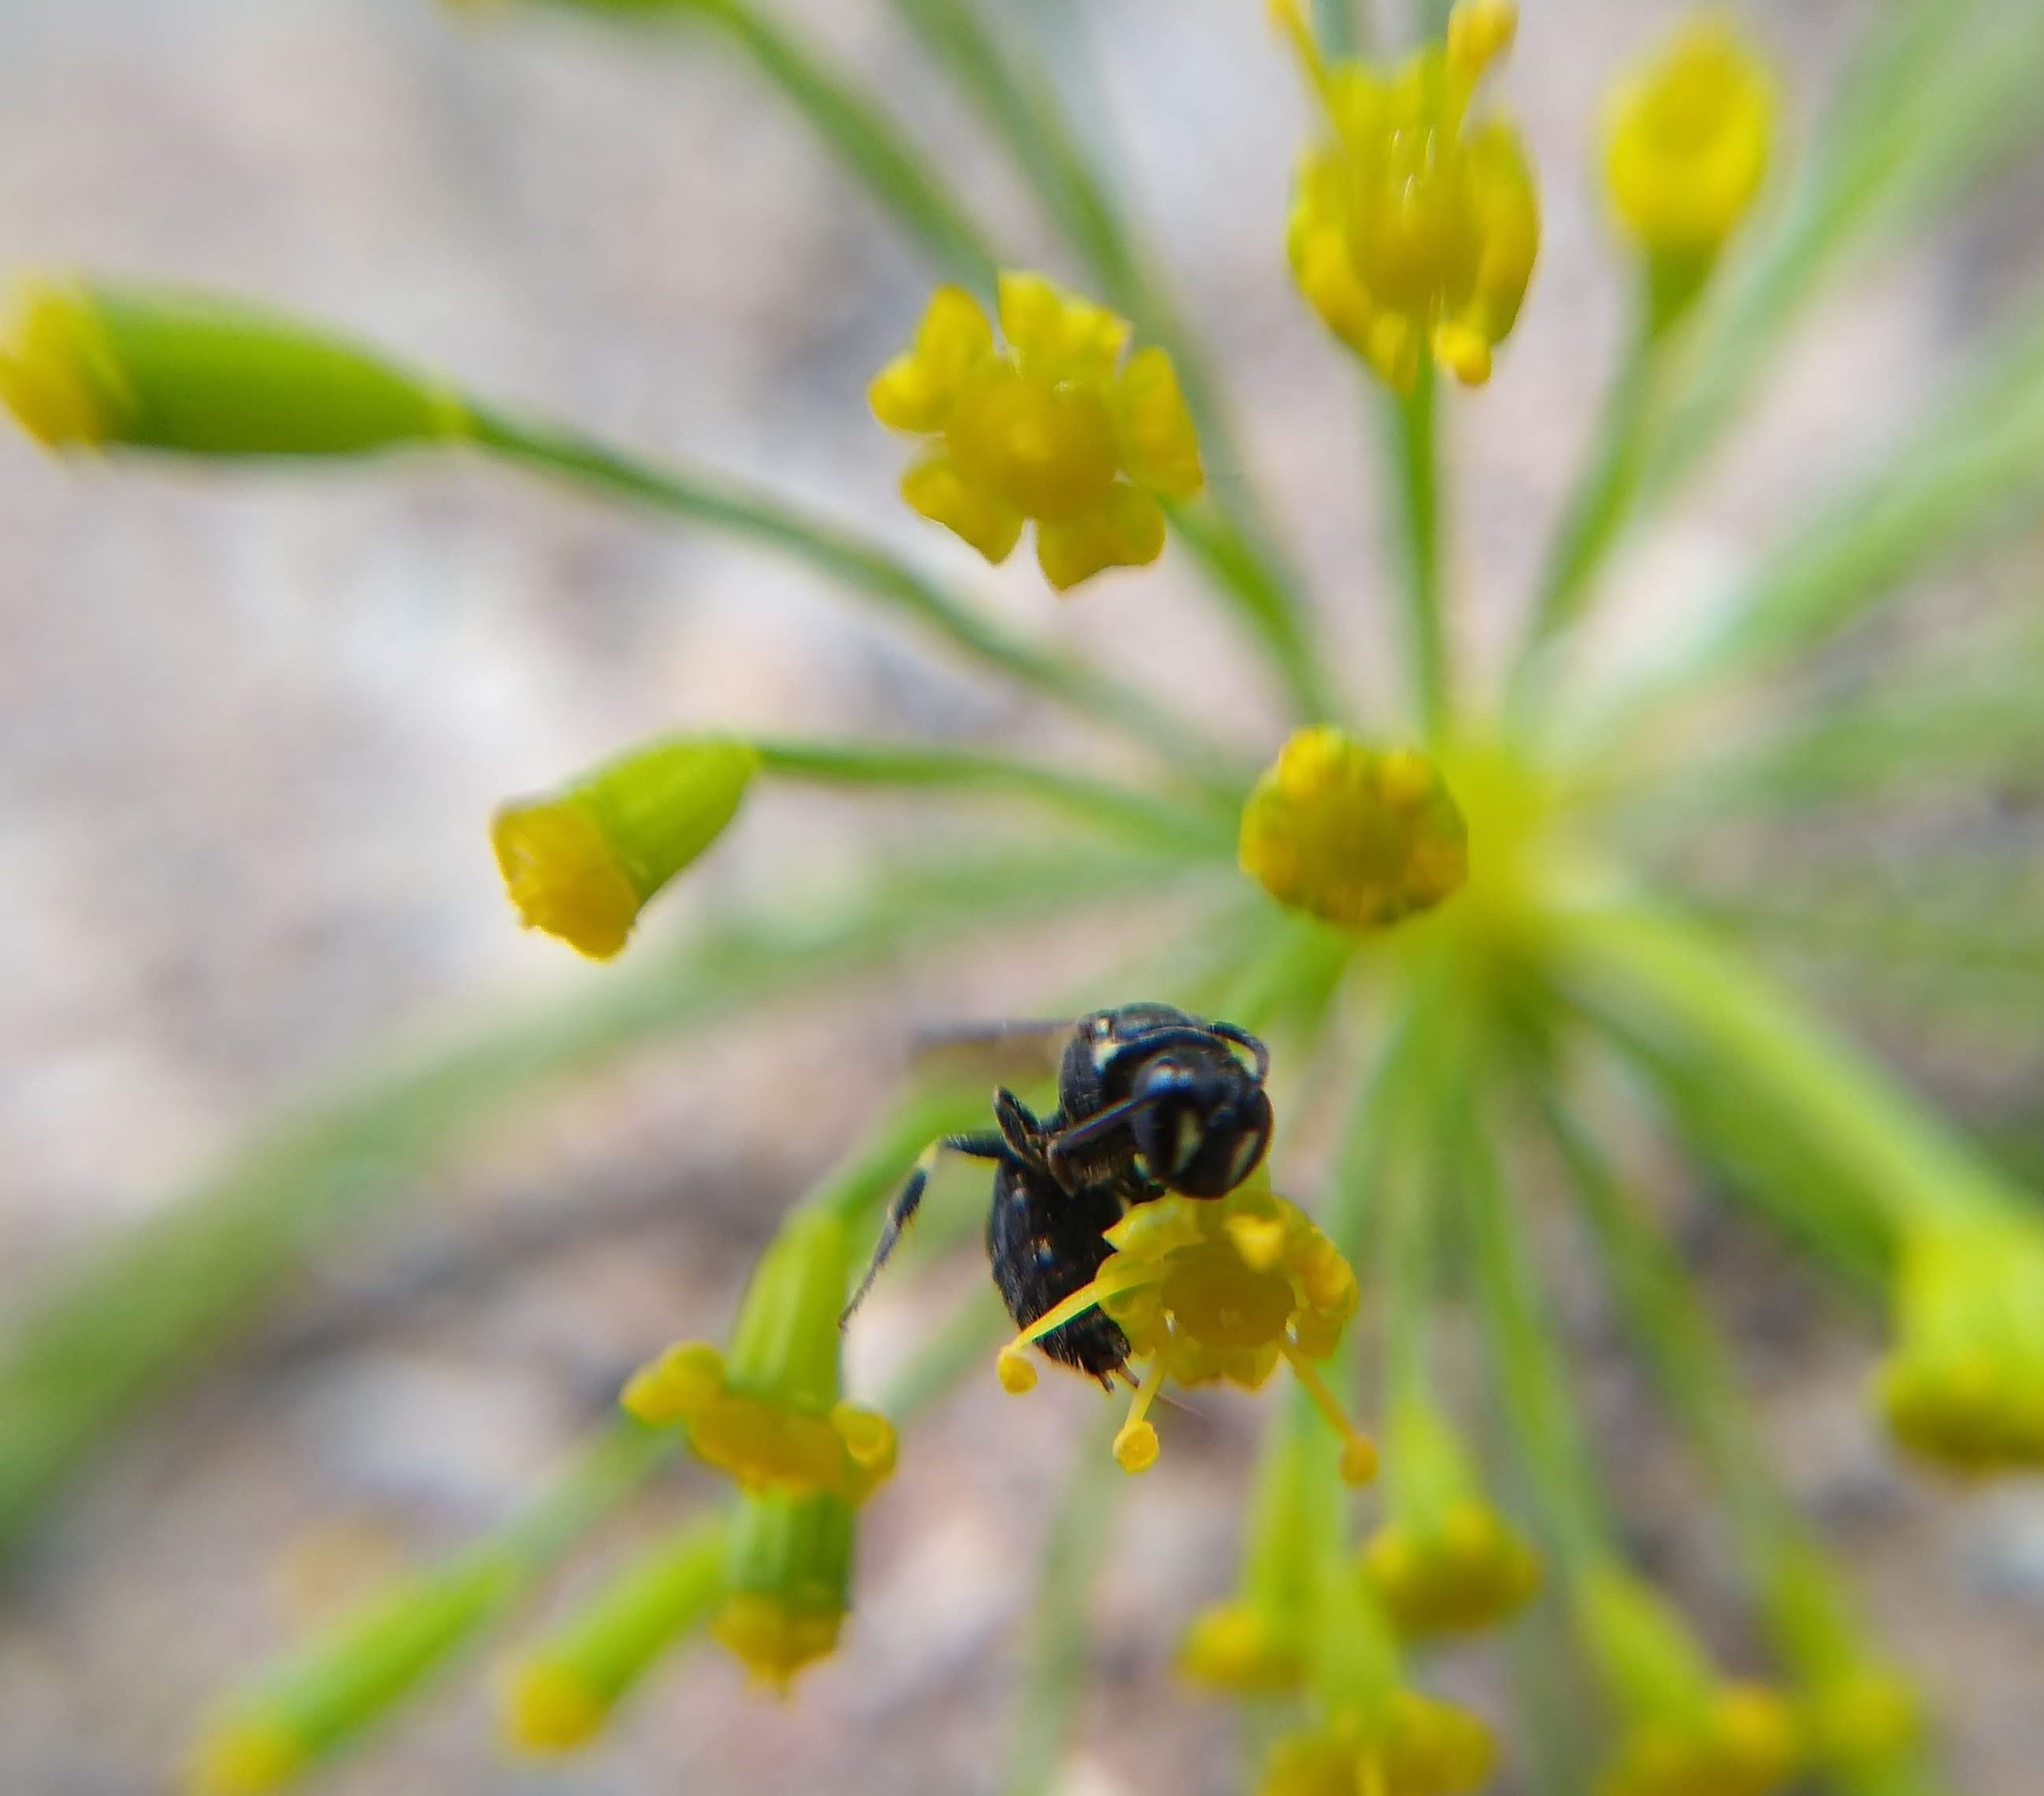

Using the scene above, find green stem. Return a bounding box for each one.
[751,737,1237,855]
[461,405,1246,796]
[1388,364,1450,741]
[1457,1082,1608,1572]
[1508,303,1664,723]
[1549,898,2024,1249]
[1002,1406,1125,1796]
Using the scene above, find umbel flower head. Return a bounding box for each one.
[995,1179,1377,1480]
[492,736,759,960]
[622,1208,897,1505]
[1239,728,1469,931]
[1258,1692,1497,1796]
[1604,17,1774,279]
[1876,1215,2044,1473]
[1361,1400,1542,1638]
[1274,0,1539,391]
[869,272,1204,591]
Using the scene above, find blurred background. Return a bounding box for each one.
[2,0,2042,1790]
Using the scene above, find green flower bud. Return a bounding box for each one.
[711,1489,856,1692]
[492,736,759,959]
[0,277,466,456]
[505,1515,727,1753]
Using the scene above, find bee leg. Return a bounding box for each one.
[840,1130,1009,1327]
[993,1087,1054,1165]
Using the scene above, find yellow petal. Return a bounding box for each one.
[1112,345,1204,498]
[1033,485,1166,593]
[868,284,992,432]
[996,269,1130,383]
[900,454,1025,563]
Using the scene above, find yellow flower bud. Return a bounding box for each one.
[1277,1,1539,392]
[711,1490,855,1693]
[1257,1692,1497,1796]
[1877,1217,2044,1474]
[1,277,466,455]
[1580,1564,1800,1796]
[492,737,758,959]
[1239,729,1468,931]
[623,1209,896,1505]
[870,273,1202,592]
[1604,18,1773,279]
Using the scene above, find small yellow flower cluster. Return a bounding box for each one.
[995,1182,1376,1479]
[1599,1685,1800,1796]
[1177,1599,1306,1693]
[1274,0,1538,392]
[492,737,758,960]
[870,272,1203,591]
[623,1210,896,1504]
[1363,1401,1541,1638]
[1877,1217,2044,1473]
[1582,1566,1800,1796]
[1362,1496,1541,1639]
[1604,18,1773,272]
[1259,1693,1497,1796]
[622,1339,897,1504]
[1239,727,1469,931]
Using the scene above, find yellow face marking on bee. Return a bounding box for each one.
[1174,1110,1203,1174]
[1229,1134,1264,1187]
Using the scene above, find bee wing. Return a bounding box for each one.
[910,1017,1073,1089]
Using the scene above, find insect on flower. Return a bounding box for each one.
[841,1003,1274,1384]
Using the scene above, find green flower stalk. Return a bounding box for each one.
[711,1488,858,1693]
[493,737,760,960]
[505,1515,727,1753]
[623,1205,897,1505]
[0,279,465,455]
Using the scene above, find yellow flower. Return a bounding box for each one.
[1362,1399,1541,1638]
[710,1490,855,1694]
[492,736,758,959]
[1362,1497,1541,1639]
[1273,0,1539,391]
[869,272,1203,591]
[1178,1599,1307,1693]
[1604,17,1773,269]
[1581,1565,1799,1796]
[1600,1686,1801,1796]
[1240,728,1469,930]
[622,1208,897,1505]
[994,1180,1377,1479]
[1258,1693,1497,1796]
[1876,1216,2044,1474]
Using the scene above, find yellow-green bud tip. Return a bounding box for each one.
[0,278,125,449]
[710,1592,843,1694]
[504,1660,610,1754]
[184,1717,306,1796]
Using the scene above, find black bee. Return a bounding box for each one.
[842,1004,1274,1385]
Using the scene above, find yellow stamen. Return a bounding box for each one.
[1001,1256,1166,1357]
[1282,1341,1378,1484]
[1115,1353,1167,1472]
